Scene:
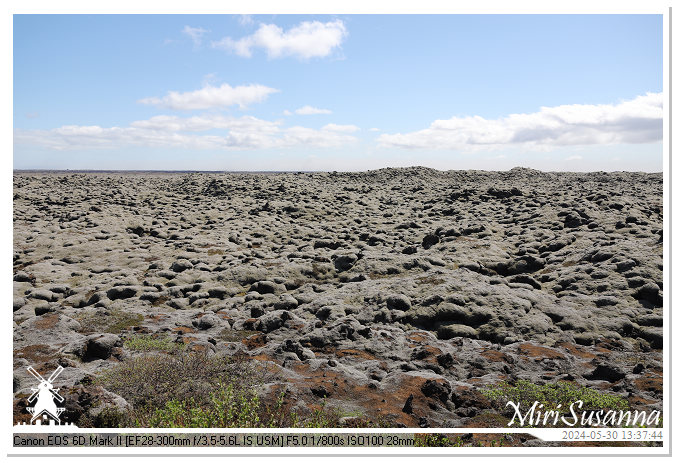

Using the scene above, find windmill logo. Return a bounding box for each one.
[25,365,66,425]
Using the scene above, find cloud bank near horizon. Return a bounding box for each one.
[14,113,358,152]
[378,92,663,151]
[15,92,662,159]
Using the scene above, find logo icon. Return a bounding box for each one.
[26,365,66,425]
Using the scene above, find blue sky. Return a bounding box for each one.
[13,14,663,171]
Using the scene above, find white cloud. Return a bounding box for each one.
[283,110,292,116]
[130,114,280,133]
[182,26,209,46]
[378,92,663,151]
[368,127,380,132]
[14,114,358,151]
[566,155,583,161]
[138,83,279,110]
[212,20,347,60]
[294,105,332,115]
[322,123,359,133]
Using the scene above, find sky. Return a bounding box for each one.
[12,14,664,172]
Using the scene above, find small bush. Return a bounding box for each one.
[98,352,262,411]
[481,380,630,416]
[142,387,342,428]
[146,382,263,427]
[97,352,343,428]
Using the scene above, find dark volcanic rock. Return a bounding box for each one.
[585,364,626,382]
[334,254,358,272]
[422,234,440,250]
[79,334,122,361]
[386,294,412,311]
[421,378,452,403]
[106,286,138,300]
[250,280,277,294]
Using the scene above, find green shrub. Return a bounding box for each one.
[142,386,343,428]
[147,382,262,427]
[97,352,342,428]
[98,352,262,411]
[481,380,630,415]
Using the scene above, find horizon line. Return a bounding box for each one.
[12,167,663,175]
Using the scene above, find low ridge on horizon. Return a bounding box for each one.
[12,165,662,175]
